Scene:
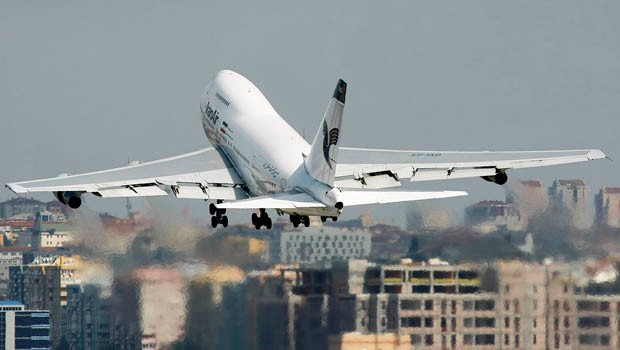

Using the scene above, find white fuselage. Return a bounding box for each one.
[199,70,340,216]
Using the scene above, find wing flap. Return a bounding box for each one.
[216,191,325,209]
[97,185,167,198]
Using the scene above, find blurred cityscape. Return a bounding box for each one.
[1,179,620,349]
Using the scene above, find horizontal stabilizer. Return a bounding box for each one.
[216,189,467,210]
[216,191,325,209]
[339,190,468,206]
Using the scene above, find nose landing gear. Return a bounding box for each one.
[252,209,272,230]
[209,201,228,228]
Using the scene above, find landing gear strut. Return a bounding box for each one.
[252,209,272,230]
[209,200,228,228]
[290,215,310,228]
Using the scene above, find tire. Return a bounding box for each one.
[254,223,261,230]
[211,216,218,228]
[266,217,272,229]
[332,217,337,222]
[209,203,216,215]
[303,217,310,227]
[251,213,259,225]
[221,216,228,228]
[321,216,327,222]
[293,221,299,228]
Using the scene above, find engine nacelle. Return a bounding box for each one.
[482,170,508,185]
[54,191,83,209]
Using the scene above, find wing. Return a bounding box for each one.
[335,147,606,189]
[6,148,248,201]
[216,189,467,209]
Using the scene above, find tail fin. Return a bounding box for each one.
[304,79,347,185]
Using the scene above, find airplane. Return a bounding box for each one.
[6,70,606,230]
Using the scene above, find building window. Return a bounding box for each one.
[515,318,520,332]
[513,299,520,313]
[504,317,509,328]
[504,300,510,311]
[533,334,537,344]
[424,317,433,327]
[563,300,570,311]
[515,335,520,348]
[425,334,433,346]
[424,300,433,311]
[564,334,570,345]
[504,284,510,294]
[504,334,509,345]
[463,335,473,345]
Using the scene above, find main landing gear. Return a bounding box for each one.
[320,216,338,223]
[209,201,228,228]
[252,209,272,230]
[290,215,310,228]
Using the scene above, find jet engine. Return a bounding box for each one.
[54,191,83,209]
[482,170,508,185]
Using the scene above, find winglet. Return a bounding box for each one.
[5,183,28,195]
[586,149,606,161]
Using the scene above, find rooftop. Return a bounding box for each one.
[602,187,620,194]
[556,179,585,187]
[521,180,543,188]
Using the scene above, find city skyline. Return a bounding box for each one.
[1,1,618,225]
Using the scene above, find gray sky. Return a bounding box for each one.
[1,1,618,226]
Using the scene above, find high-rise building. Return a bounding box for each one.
[0,251,22,297]
[65,284,110,350]
[8,265,61,347]
[0,301,50,350]
[465,201,526,233]
[8,255,80,348]
[595,187,620,228]
[269,227,371,264]
[548,179,591,230]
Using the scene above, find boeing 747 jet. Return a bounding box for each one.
[6,70,606,229]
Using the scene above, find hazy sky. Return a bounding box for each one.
[1,1,618,226]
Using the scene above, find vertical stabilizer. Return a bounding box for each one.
[304,79,347,185]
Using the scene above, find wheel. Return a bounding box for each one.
[321,216,327,222]
[265,217,272,229]
[254,222,261,230]
[220,208,226,214]
[291,215,300,226]
[331,216,337,222]
[221,215,228,228]
[252,213,259,225]
[303,216,310,227]
[209,203,217,215]
[211,216,218,228]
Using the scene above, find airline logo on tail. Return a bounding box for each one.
[322,121,339,169]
